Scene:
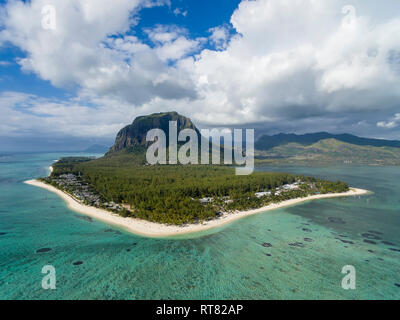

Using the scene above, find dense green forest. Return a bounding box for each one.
[46,155,349,225]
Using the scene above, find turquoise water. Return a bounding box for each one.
[0,153,399,299]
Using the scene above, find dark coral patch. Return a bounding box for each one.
[262,243,272,248]
[36,248,52,253]
[73,261,83,266]
[336,238,354,244]
[0,232,7,236]
[363,240,377,245]
[381,241,396,246]
[328,217,346,224]
[389,248,400,253]
[362,233,382,240]
[289,242,305,248]
[368,230,383,235]
[304,238,314,243]
[302,228,312,233]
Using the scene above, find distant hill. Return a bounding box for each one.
[256,132,400,150]
[107,112,201,155]
[83,144,110,153]
[103,114,400,165]
[256,138,400,165]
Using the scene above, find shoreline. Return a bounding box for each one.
[24,177,371,238]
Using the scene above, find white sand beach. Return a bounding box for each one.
[24,178,370,238]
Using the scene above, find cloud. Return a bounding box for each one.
[145,25,203,61]
[1,0,400,143]
[0,0,195,105]
[0,60,12,66]
[377,114,400,128]
[173,8,187,17]
[0,91,127,138]
[208,25,230,50]
[180,0,400,130]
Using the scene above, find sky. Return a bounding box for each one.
[0,0,400,152]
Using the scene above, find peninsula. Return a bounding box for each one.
[25,112,370,237]
[25,178,368,237]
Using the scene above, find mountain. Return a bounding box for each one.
[256,132,400,150]
[105,113,400,165]
[107,112,201,155]
[83,144,110,153]
[256,138,400,165]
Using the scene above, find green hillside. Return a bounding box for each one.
[256,138,400,165]
[256,132,400,150]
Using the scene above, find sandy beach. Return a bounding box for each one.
[24,177,370,238]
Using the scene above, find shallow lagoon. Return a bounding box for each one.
[0,153,399,299]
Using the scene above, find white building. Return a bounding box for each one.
[199,197,213,204]
[255,191,272,198]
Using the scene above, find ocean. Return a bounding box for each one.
[0,153,399,299]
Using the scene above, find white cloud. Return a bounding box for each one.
[377,114,400,129]
[183,0,400,126]
[173,8,187,17]
[209,26,230,50]
[145,25,202,61]
[0,91,129,138]
[1,0,400,141]
[0,0,194,105]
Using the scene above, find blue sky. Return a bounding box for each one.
[1,0,400,152]
[0,0,240,99]
[0,45,70,98]
[138,0,241,38]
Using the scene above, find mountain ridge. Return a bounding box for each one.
[256,138,400,165]
[256,132,400,150]
[104,111,400,165]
